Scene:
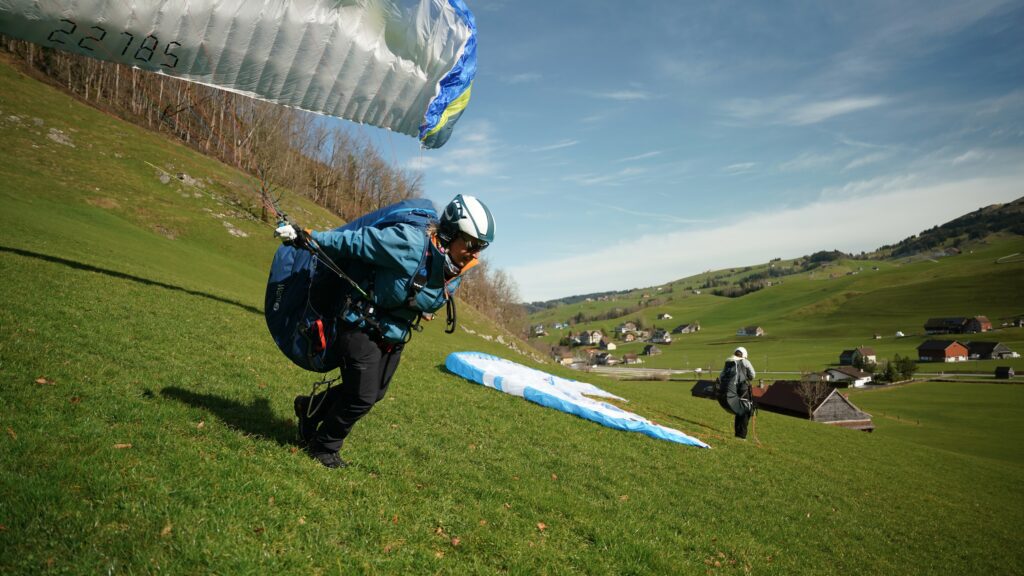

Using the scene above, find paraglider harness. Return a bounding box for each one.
[716,359,756,418]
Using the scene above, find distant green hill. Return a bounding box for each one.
[878,196,1024,257]
[527,196,1024,375]
[2,53,1023,575]
[529,234,1024,374]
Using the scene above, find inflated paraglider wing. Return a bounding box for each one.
[0,0,476,148]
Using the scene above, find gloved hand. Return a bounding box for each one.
[274,223,309,249]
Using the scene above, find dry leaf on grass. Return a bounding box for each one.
[450,537,461,547]
[35,377,54,385]
[6,427,16,440]
[113,443,132,449]
[536,522,547,532]
[160,523,172,537]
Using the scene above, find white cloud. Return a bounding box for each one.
[532,140,579,152]
[617,151,664,163]
[786,97,889,125]
[510,173,1023,301]
[593,90,655,101]
[563,166,648,186]
[724,162,756,174]
[843,151,891,172]
[501,72,542,84]
[779,151,843,172]
[722,95,888,126]
[951,150,986,165]
[407,120,502,177]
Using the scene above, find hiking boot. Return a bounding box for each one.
[309,450,348,469]
[293,395,317,445]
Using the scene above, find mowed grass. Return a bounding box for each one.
[2,55,1024,574]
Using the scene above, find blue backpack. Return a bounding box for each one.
[264,198,439,372]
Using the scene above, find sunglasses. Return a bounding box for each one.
[459,233,488,252]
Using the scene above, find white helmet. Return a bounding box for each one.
[439,194,495,247]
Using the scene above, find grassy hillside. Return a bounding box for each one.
[530,238,1024,374]
[2,55,1024,575]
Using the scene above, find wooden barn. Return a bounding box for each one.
[839,346,877,366]
[966,341,1016,360]
[924,316,992,334]
[756,381,874,431]
[917,340,969,362]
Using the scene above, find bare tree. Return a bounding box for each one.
[795,371,832,419]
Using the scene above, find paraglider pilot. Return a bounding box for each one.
[274,195,495,468]
[720,346,757,439]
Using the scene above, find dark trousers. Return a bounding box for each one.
[734,413,750,439]
[309,327,403,454]
[734,381,751,439]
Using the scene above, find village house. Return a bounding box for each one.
[623,353,642,365]
[657,313,673,320]
[737,326,765,337]
[575,330,603,346]
[621,332,637,343]
[532,324,547,337]
[598,338,617,351]
[595,352,618,366]
[917,340,969,362]
[614,322,637,336]
[756,381,874,431]
[672,322,701,334]
[825,366,873,388]
[642,344,662,356]
[924,316,992,334]
[838,346,877,366]
[965,341,1017,360]
[551,346,575,366]
[650,329,672,344]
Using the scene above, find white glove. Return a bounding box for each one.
[274,224,299,242]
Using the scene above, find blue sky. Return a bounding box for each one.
[353,0,1024,302]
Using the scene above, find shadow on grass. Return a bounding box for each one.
[160,386,297,447]
[0,245,262,316]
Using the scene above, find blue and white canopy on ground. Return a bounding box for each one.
[445,352,710,448]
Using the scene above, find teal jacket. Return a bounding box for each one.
[311,223,464,343]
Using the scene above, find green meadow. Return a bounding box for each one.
[529,237,1024,376]
[2,55,1023,575]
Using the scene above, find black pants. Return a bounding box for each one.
[734,381,751,439]
[309,327,403,454]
